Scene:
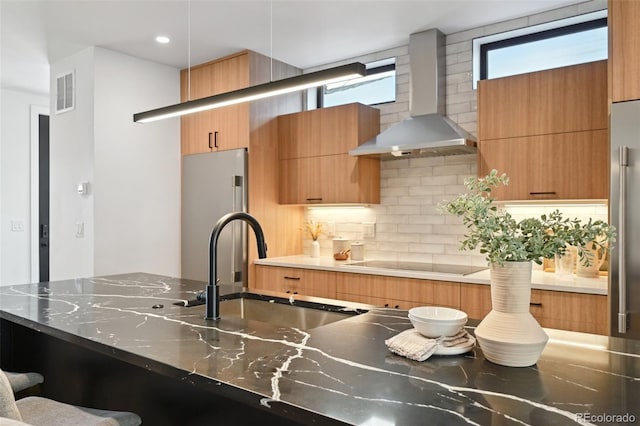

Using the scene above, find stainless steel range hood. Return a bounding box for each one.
[350,29,477,158]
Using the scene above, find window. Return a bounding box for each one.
[473,10,607,86]
[319,58,396,108]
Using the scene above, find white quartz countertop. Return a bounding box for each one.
[254,255,608,295]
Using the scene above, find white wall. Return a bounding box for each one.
[49,47,96,280]
[0,89,48,285]
[93,47,180,277]
[50,46,180,280]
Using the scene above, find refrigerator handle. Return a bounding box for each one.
[231,175,245,284]
[618,146,628,334]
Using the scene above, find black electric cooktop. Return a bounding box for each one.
[347,260,487,276]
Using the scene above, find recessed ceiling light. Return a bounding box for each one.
[155,36,170,44]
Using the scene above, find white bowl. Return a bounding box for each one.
[408,306,468,337]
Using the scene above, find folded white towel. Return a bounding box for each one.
[385,329,472,361]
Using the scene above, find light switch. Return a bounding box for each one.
[76,222,84,238]
[11,220,24,232]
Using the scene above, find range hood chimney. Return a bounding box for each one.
[350,29,477,158]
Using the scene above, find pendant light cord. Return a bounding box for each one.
[270,0,273,82]
[187,0,192,101]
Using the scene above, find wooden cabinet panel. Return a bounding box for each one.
[180,52,250,155]
[335,293,412,310]
[278,103,380,205]
[336,273,460,309]
[254,265,336,299]
[478,61,608,140]
[478,130,609,200]
[609,0,640,102]
[530,290,608,335]
[279,103,380,160]
[279,154,380,205]
[460,284,492,320]
[459,283,608,335]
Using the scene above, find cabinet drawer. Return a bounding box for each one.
[336,293,411,310]
[254,265,336,299]
[336,273,460,308]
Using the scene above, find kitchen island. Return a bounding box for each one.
[0,273,638,425]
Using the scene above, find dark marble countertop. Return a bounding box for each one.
[0,272,638,425]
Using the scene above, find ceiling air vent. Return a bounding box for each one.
[56,71,75,114]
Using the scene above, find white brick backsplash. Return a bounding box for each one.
[387,177,422,187]
[380,186,409,197]
[420,175,458,186]
[398,166,434,177]
[398,195,432,206]
[397,224,434,234]
[409,243,446,254]
[409,185,446,196]
[409,215,446,225]
[484,17,530,36]
[300,1,605,266]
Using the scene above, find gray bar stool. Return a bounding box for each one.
[4,371,44,393]
[0,369,141,426]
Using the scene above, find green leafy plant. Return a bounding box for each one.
[440,170,615,266]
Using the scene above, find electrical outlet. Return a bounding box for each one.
[362,222,375,238]
[327,222,336,237]
[11,220,24,232]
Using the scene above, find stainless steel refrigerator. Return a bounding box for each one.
[181,149,247,285]
[610,100,640,339]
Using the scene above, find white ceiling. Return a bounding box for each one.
[1,0,587,96]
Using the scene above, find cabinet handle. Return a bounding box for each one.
[208,132,213,149]
[529,302,543,307]
[306,198,323,203]
[618,146,628,333]
[214,131,219,148]
[384,303,389,307]
[284,276,301,281]
[529,191,556,196]
[394,305,400,309]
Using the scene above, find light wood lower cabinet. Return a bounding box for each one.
[254,265,336,299]
[255,265,607,335]
[336,273,460,309]
[460,283,608,335]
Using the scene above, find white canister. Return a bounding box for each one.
[332,238,350,255]
[350,242,364,261]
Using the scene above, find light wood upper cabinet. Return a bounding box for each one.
[609,0,640,102]
[278,103,381,205]
[180,52,250,155]
[478,60,608,201]
[478,61,608,140]
[478,130,609,200]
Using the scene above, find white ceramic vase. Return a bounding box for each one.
[474,261,549,367]
[311,240,320,258]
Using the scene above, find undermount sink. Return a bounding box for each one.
[175,293,364,331]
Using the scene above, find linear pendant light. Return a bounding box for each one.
[133,62,366,123]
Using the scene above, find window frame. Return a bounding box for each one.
[316,61,396,108]
[471,9,607,88]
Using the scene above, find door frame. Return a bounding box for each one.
[30,105,49,282]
